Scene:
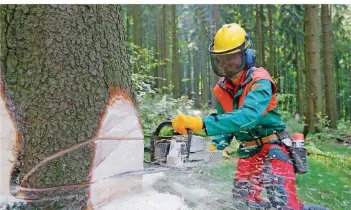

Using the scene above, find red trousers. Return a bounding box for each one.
[233,143,302,210]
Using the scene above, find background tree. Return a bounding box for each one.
[304,4,323,134]
[322,4,337,128]
[132,5,141,48]
[163,5,171,92]
[267,5,274,75]
[171,5,180,97]
[210,4,220,109]
[199,5,209,106]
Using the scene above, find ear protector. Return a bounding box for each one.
[244,34,256,68]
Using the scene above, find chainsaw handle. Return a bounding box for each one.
[153,120,173,136]
[186,129,192,158]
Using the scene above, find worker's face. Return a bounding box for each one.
[218,52,243,76]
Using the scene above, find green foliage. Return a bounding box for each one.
[130,44,166,76]
[131,45,205,136]
[306,114,351,144]
[279,109,305,133]
[336,119,351,135]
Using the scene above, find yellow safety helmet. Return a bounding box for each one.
[209,23,255,78]
[210,23,248,55]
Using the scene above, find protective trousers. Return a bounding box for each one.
[232,143,301,210]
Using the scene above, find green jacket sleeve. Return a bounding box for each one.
[204,79,273,136]
[210,99,234,150]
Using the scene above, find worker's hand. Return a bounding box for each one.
[172,114,203,135]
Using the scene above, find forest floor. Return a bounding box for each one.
[1,141,349,210]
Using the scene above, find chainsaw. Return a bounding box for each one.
[144,120,222,168]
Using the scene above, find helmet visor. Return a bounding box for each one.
[210,51,245,78]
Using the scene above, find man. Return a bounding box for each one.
[172,23,326,210]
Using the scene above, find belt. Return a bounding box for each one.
[241,134,278,147]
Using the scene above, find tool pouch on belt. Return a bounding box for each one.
[276,130,308,174]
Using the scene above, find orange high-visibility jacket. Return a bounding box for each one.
[213,67,277,115]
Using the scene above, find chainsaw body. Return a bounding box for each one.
[146,121,222,168]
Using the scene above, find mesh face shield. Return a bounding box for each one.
[209,45,246,79]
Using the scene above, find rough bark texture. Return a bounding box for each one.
[321,5,337,128]
[304,5,322,134]
[0,5,131,209]
[171,5,180,98]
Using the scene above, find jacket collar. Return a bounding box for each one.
[221,67,256,90]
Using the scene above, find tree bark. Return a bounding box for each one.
[0,5,142,209]
[321,5,337,128]
[304,4,323,134]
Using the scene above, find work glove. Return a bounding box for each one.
[172,113,203,135]
[209,144,217,152]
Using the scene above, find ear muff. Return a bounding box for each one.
[243,34,255,68]
[245,48,255,68]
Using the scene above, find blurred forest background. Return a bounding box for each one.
[122,4,351,137]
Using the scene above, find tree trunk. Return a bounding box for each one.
[280,38,286,93]
[321,5,337,128]
[163,5,171,92]
[171,5,180,98]
[0,5,143,209]
[335,56,341,120]
[346,62,351,121]
[255,5,262,67]
[132,5,141,47]
[200,5,209,107]
[125,7,131,43]
[268,5,274,75]
[155,5,162,88]
[304,4,323,134]
[194,49,201,108]
[210,5,220,109]
[187,51,193,99]
[260,5,265,67]
[296,38,305,117]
